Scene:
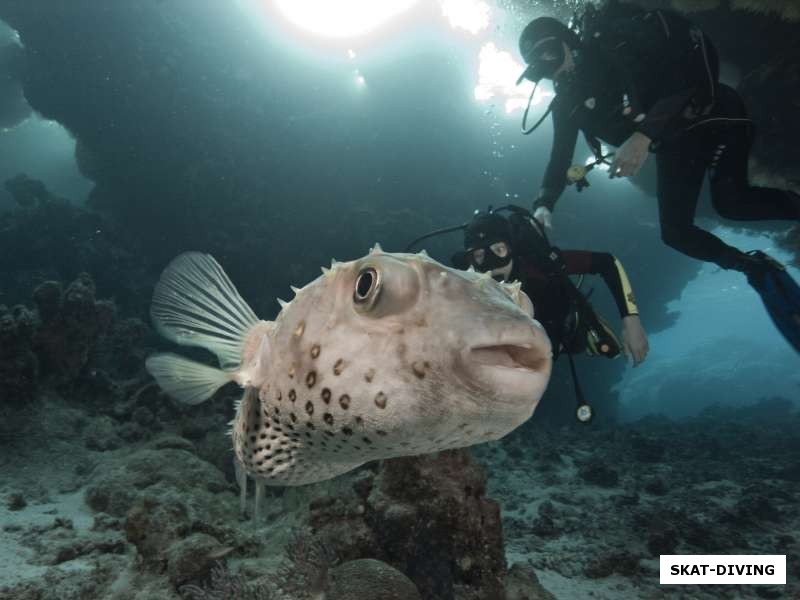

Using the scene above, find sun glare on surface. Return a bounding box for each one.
[273,0,421,38]
[441,0,490,34]
[474,43,553,114]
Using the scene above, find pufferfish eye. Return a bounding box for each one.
[354,267,380,306]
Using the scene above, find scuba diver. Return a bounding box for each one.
[516,2,800,353]
[406,205,647,421]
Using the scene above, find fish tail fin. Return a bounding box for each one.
[150,252,260,369]
[146,353,233,405]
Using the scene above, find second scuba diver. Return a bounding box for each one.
[454,207,649,365]
[515,3,800,352]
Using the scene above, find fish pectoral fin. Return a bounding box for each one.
[146,353,233,405]
[150,252,259,370]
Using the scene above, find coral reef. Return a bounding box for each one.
[32,273,115,386]
[4,173,58,207]
[481,397,800,599]
[0,302,37,404]
[0,183,150,313]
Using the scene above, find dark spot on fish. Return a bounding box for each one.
[333,359,345,375]
[250,436,256,444]
[260,433,267,440]
[273,406,280,414]
[355,416,363,426]
[339,394,350,410]
[362,437,372,444]
[342,427,353,436]
[290,412,297,423]
[412,361,429,379]
[353,445,361,450]
[305,401,314,415]
[364,368,375,383]
[276,390,282,401]
[306,421,315,429]
[311,344,320,358]
[275,448,284,454]
[270,435,278,440]
[323,413,334,426]
[288,389,296,402]
[377,430,387,436]
[321,388,331,403]
[306,371,316,388]
[374,392,387,409]
[324,430,335,437]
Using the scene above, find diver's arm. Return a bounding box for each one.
[562,250,648,364]
[560,251,638,317]
[534,100,580,213]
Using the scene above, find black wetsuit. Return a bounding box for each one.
[511,251,637,354]
[534,9,799,270]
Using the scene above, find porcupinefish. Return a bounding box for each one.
[145,247,551,511]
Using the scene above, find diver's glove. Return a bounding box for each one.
[533,206,553,230]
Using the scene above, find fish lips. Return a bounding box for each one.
[466,328,552,410]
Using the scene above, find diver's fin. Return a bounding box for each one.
[747,252,800,354]
[150,252,259,369]
[146,353,233,404]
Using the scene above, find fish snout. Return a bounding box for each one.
[465,317,552,408]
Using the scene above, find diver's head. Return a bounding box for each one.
[463,211,514,280]
[517,17,579,85]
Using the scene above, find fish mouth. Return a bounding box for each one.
[469,343,548,373]
[466,334,552,407]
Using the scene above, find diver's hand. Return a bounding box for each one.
[610,132,651,178]
[621,314,649,367]
[533,206,553,230]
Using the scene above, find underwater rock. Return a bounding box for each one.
[85,447,234,517]
[32,272,115,385]
[367,450,507,600]
[646,529,680,557]
[0,303,38,404]
[326,559,421,600]
[739,46,800,188]
[165,532,226,587]
[504,563,557,600]
[583,549,641,579]
[4,173,57,208]
[6,491,27,510]
[577,460,619,488]
[0,42,31,130]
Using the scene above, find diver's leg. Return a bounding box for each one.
[708,90,800,220]
[656,144,745,268]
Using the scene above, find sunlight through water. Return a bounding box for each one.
[273,0,420,38]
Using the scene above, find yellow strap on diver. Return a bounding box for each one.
[613,256,639,316]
